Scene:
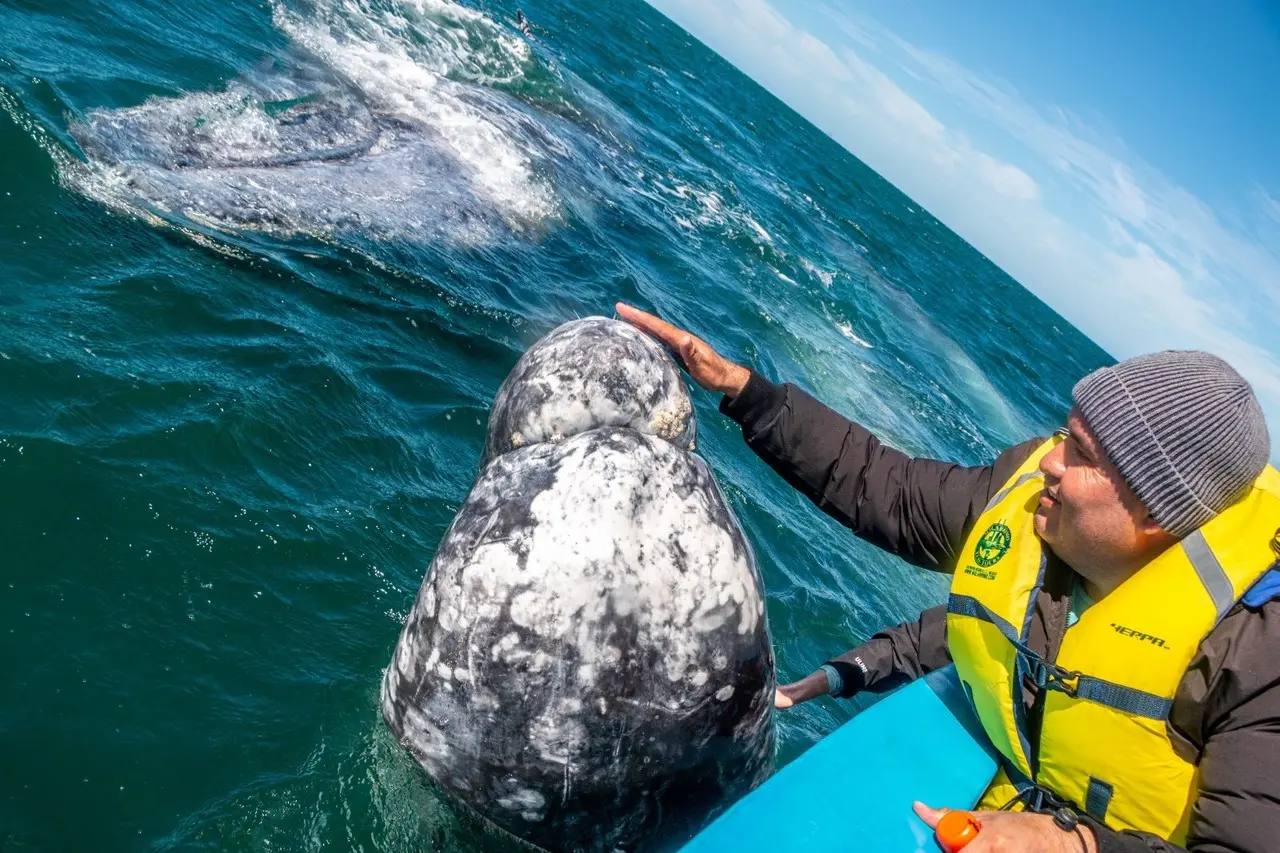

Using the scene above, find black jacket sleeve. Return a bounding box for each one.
[823,605,951,697]
[720,372,1039,573]
[722,370,1037,697]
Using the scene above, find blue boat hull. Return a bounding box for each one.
[683,667,999,851]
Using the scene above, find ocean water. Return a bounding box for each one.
[0,1,1111,850]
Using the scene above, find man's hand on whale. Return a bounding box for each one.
[615,303,750,398]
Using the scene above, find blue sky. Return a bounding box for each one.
[645,0,1280,427]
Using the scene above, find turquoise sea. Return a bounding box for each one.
[0,1,1111,850]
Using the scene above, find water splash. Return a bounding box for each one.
[64,0,568,244]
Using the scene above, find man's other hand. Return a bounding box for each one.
[774,671,834,709]
[913,802,1097,852]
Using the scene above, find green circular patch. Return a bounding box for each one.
[974,522,1012,568]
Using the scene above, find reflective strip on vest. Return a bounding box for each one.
[984,470,1043,514]
[1182,529,1235,622]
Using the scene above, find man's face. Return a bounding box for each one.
[1035,409,1157,577]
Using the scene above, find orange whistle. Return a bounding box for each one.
[935,810,982,852]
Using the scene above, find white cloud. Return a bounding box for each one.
[883,35,1280,301]
[1257,185,1280,227]
[978,151,1040,201]
[645,0,1280,436]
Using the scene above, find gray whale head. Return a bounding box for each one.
[382,319,774,852]
[482,317,697,465]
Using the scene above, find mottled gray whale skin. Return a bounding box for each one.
[382,320,774,852]
[483,317,697,465]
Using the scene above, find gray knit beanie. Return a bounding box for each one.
[1072,351,1270,539]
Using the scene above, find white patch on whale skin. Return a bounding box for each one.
[692,607,729,633]
[471,689,500,713]
[381,665,400,717]
[436,601,456,632]
[715,686,735,702]
[500,644,532,665]
[491,631,521,662]
[528,707,587,768]
[610,583,639,617]
[395,628,419,673]
[496,788,547,819]
[401,705,453,763]
[508,590,540,629]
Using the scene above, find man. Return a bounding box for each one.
[616,303,1280,853]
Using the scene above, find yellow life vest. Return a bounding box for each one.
[947,435,1280,841]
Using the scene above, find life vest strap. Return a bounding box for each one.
[948,593,1173,720]
[1085,777,1115,822]
[948,593,1020,641]
[1072,678,1172,719]
[948,594,1079,693]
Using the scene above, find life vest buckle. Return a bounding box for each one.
[1025,656,1081,697]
